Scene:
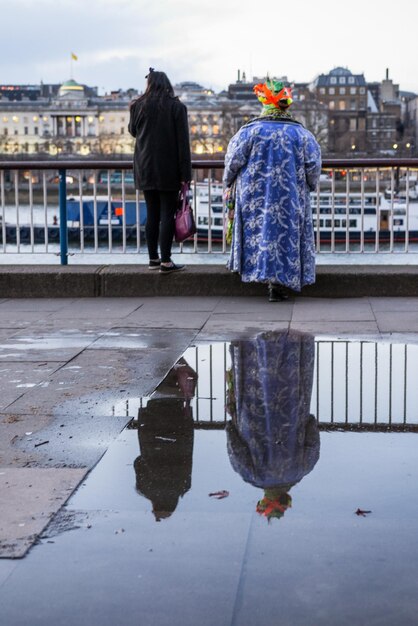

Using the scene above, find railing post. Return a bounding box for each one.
[59,168,68,265]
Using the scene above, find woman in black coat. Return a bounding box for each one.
[128,69,192,273]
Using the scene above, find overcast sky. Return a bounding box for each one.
[1,0,417,95]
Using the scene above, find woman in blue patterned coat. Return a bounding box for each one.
[223,79,321,301]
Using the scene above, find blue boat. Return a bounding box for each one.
[66,198,147,227]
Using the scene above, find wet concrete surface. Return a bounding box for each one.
[1,297,418,624]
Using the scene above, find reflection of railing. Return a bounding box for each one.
[180,340,418,432]
[1,158,418,263]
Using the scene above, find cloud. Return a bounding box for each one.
[0,0,417,93]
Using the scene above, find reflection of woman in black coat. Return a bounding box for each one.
[134,359,197,521]
[128,69,191,273]
[226,330,320,521]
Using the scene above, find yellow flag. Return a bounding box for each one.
[71,52,78,61]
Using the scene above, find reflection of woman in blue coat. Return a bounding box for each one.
[226,330,320,521]
[223,80,321,302]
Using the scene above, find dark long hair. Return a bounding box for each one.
[130,69,176,110]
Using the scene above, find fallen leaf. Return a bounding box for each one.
[209,490,229,499]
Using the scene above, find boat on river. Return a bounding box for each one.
[194,184,418,244]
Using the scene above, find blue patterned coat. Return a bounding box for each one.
[223,119,321,291]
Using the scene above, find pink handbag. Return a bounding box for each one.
[174,183,196,243]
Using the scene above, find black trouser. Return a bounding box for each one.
[143,190,178,263]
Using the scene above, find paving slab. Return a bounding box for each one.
[292,297,375,322]
[138,296,222,312]
[198,320,290,340]
[0,311,54,328]
[214,296,291,313]
[210,308,293,322]
[0,362,64,411]
[14,414,131,469]
[26,319,119,333]
[0,299,75,312]
[89,328,196,350]
[0,412,57,467]
[375,312,418,333]
[0,335,97,362]
[0,467,85,558]
[49,297,145,319]
[0,329,21,340]
[290,321,380,334]
[122,309,211,329]
[5,334,196,419]
[369,297,418,312]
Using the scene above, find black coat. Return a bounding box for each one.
[128,95,192,191]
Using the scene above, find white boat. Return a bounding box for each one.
[193,185,418,244]
[312,191,418,242]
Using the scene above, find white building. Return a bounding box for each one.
[0,80,136,157]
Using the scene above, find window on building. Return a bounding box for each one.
[339,77,346,84]
[329,100,335,110]
[120,127,124,134]
[348,77,355,84]
[358,118,366,130]
[340,88,346,95]
[3,128,7,136]
[339,101,346,110]
[359,87,366,94]
[350,87,356,95]
[319,88,325,94]
[14,129,18,135]
[329,87,335,95]
[24,127,28,135]
[330,77,337,84]
[349,119,357,131]
[34,127,38,135]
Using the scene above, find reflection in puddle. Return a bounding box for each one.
[225,331,319,521]
[134,359,197,521]
[22,330,418,625]
[125,334,418,430]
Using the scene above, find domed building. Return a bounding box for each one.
[0,78,137,157]
[58,79,86,99]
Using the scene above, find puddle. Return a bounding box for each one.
[2,330,418,626]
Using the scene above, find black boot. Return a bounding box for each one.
[268,283,289,303]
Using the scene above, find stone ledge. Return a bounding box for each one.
[0,264,417,297]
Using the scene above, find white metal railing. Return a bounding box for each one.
[1,159,418,263]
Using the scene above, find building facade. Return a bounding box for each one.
[0,80,136,157]
[0,71,416,159]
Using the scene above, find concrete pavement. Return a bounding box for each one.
[1,294,418,558]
